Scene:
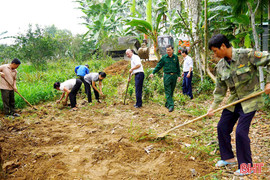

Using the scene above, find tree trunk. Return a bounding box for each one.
[247,1,265,90]
[268,0,270,52]
[201,53,216,83]
[184,0,204,82]
[204,0,208,79]
[153,33,161,60]
[247,2,259,50]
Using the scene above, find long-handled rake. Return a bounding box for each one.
[157,90,265,138]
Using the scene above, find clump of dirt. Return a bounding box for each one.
[104,60,158,75]
[104,60,129,75]
[142,60,158,69]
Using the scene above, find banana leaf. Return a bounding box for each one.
[126,19,153,32]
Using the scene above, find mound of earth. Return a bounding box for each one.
[104,60,158,75]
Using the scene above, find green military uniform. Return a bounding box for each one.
[152,54,180,109]
[211,48,270,113]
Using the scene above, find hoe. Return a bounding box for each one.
[2,77,37,110]
[157,90,265,138]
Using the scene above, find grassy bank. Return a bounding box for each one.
[0,57,116,109]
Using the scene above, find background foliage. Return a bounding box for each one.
[0,0,269,110]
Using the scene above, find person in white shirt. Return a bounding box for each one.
[84,72,106,103]
[181,49,193,99]
[54,79,82,111]
[126,49,145,108]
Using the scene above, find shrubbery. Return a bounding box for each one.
[0,25,94,69]
[0,57,115,109]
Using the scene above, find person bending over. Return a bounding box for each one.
[54,79,82,111]
[84,72,106,103]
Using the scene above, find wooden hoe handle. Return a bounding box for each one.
[124,73,131,105]
[157,90,265,138]
[2,77,37,110]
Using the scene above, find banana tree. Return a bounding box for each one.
[77,0,130,48]
[127,1,167,60]
[146,0,152,25]
[127,17,163,60]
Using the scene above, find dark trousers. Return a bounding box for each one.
[85,82,99,102]
[218,103,256,169]
[1,89,15,115]
[182,71,193,99]
[164,74,177,108]
[135,72,144,107]
[69,79,82,108]
[78,76,91,101]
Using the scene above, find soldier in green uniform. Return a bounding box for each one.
[207,34,270,176]
[149,45,181,112]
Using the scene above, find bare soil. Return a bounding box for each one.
[104,60,158,75]
[0,60,269,179]
[0,101,214,179]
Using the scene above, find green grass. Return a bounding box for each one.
[0,57,115,109]
[1,57,269,113]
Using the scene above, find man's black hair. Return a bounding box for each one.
[54,82,60,89]
[11,58,21,64]
[166,45,174,50]
[208,34,231,50]
[85,64,89,68]
[182,49,188,55]
[99,72,106,78]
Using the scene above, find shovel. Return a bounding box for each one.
[157,90,265,138]
[2,76,37,110]
[124,73,132,105]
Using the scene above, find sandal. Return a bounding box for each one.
[12,113,20,117]
[215,160,236,167]
[234,169,253,176]
[69,107,78,111]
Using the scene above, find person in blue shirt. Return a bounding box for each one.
[75,64,89,77]
[75,64,90,101]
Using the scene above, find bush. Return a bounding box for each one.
[263,94,270,110]
[194,77,215,95]
[143,68,164,101]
